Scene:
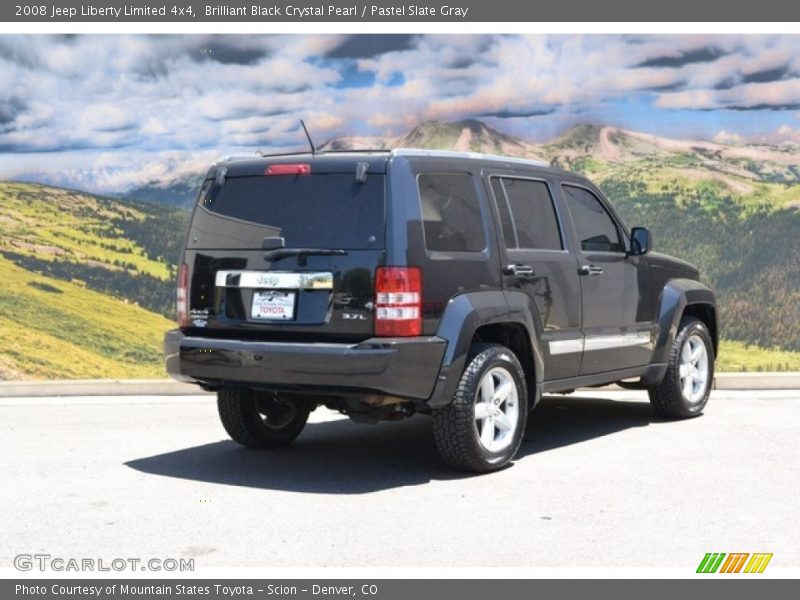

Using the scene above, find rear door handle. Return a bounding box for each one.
[579,264,604,276]
[505,264,535,277]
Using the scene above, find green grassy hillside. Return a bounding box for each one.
[0,256,172,379]
[0,182,185,380]
[587,174,800,353]
[717,340,800,372]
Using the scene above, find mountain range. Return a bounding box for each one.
[16,119,800,210]
[2,119,800,378]
[325,120,800,208]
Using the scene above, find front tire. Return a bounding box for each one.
[648,317,714,419]
[432,343,528,473]
[217,387,310,448]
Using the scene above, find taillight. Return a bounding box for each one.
[177,264,189,328]
[266,163,311,176]
[374,267,422,337]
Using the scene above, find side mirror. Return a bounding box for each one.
[630,227,652,256]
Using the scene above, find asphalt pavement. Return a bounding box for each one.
[0,390,797,569]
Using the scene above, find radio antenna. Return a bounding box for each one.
[300,119,316,155]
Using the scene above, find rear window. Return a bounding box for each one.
[199,173,385,249]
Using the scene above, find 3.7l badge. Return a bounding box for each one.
[342,312,367,320]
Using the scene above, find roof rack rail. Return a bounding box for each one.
[218,148,550,167]
[218,152,263,162]
[218,149,392,163]
[391,148,550,167]
[317,148,391,154]
[217,150,313,163]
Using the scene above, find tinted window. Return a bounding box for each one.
[199,173,385,249]
[419,173,486,252]
[491,177,562,250]
[562,185,624,253]
[491,177,516,247]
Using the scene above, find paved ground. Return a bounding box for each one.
[0,390,797,569]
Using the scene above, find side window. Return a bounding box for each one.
[418,173,486,253]
[490,177,563,250]
[562,185,624,253]
[490,177,516,246]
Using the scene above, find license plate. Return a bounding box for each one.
[251,291,296,320]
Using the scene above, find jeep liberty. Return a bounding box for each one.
[165,149,717,472]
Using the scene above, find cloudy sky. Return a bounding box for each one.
[2,34,800,192]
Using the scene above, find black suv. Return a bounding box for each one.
[165,149,717,472]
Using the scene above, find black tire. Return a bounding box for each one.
[432,343,528,473]
[217,387,310,448]
[648,317,715,419]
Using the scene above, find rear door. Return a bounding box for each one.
[560,183,653,374]
[183,159,386,342]
[487,173,583,380]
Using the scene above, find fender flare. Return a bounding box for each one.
[643,278,717,385]
[426,290,544,408]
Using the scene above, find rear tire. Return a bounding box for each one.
[648,317,714,419]
[217,387,310,448]
[432,343,528,473]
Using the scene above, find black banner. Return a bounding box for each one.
[4,579,796,600]
[3,0,800,22]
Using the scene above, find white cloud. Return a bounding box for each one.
[712,131,745,145]
[78,104,137,133]
[770,124,800,144]
[4,34,800,192]
[656,79,800,110]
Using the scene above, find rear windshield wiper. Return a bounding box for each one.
[263,247,348,266]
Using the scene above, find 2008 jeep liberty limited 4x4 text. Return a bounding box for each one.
[165,149,717,472]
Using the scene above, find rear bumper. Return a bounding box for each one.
[164,330,447,401]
